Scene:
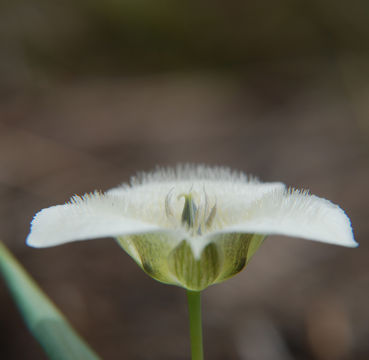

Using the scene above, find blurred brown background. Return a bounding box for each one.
[0,1,368,359]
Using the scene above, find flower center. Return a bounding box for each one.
[165,189,217,235]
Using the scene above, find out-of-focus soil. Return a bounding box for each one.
[0,59,368,359]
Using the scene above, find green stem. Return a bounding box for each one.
[187,290,204,360]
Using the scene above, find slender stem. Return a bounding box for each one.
[187,290,204,360]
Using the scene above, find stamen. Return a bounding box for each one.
[203,187,209,223]
[165,188,175,218]
[205,203,217,229]
[195,203,203,235]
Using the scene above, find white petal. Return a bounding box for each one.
[217,189,357,247]
[108,165,286,230]
[26,192,163,248]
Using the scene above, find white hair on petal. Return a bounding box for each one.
[27,190,163,248]
[106,165,286,232]
[221,187,356,247]
[130,164,259,186]
[66,191,128,214]
[26,164,357,252]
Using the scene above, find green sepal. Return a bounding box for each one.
[116,233,178,285]
[213,233,265,284]
[117,232,265,291]
[246,234,265,263]
[168,240,221,291]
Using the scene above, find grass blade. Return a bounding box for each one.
[0,242,101,360]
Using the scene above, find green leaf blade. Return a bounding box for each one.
[0,242,101,360]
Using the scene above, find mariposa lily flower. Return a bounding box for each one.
[26,165,357,291]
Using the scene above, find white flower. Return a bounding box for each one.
[26,165,357,291]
